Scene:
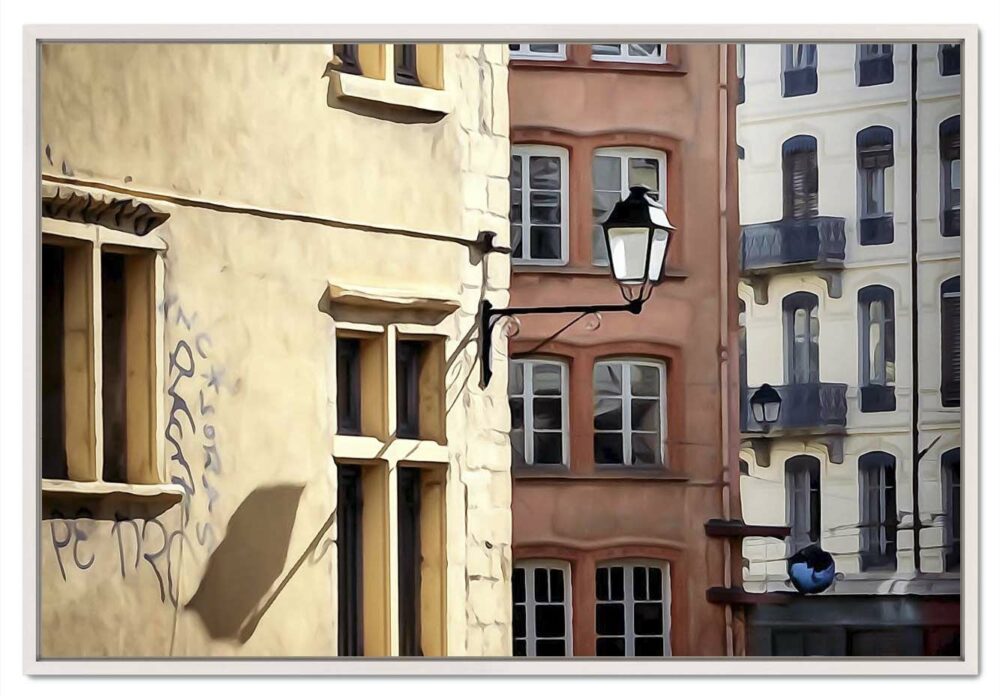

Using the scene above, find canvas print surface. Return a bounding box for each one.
[35,40,964,661]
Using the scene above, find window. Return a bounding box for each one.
[513,561,572,656]
[940,276,961,407]
[782,292,819,385]
[336,332,388,439]
[510,145,569,264]
[859,452,898,571]
[41,239,158,485]
[394,44,420,86]
[782,44,817,97]
[593,359,665,467]
[591,43,666,63]
[337,464,364,656]
[941,448,960,572]
[396,466,446,656]
[509,44,566,60]
[939,116,961,237]
[939,44,960,76]
[595,561,670,656]
[508,359,568,466]
[591,147,667,266]
[736,44,746,104]
[337,461,390,656]
[859,285,896,412]
[782,135,818,219]
[332,44,363,75]
[395,338,445,442]
[857,126,894,245]
[857,44,894,86]
[786,455,821,553]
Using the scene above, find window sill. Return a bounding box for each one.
[509,59,686,76]
[41,479,185,503]
[329,71,454,116]
[512,265,688,280]
[513,467,687,482]
[332,434,449,465]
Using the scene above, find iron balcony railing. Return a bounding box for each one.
[740,382,848,434]
[739,216,846,275]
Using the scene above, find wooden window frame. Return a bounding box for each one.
[513,559,574,657]
[40,219,167,494]
[590,43,668,65]
[394,335,446,444]
[592,358,667,469]
[336,329,388,440]
[591,146,667,267]
[595,559,671,657]
[510,144,570,266]
[508,358,570,468]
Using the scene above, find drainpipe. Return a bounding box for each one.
[909,43,922,573]
[718,42,737,657]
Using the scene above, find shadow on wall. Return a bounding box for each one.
[186,484,304,642]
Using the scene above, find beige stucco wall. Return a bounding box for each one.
[39,42,513,657]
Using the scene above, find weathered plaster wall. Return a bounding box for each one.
[39,42,512,657]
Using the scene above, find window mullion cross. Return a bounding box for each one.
[624,563,635,657]
[623,363,633,466]
[523,156,532,260]
[525,365,534,465]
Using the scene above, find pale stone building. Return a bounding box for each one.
[735,42,961,655]
[39,42,513,657]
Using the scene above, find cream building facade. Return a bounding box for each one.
[736,42,961,655]
[39,42,513,657]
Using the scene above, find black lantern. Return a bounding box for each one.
[601,185,675,298]
[750,383,781,425]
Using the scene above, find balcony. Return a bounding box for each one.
[740,382,847,435]
[739,216,846,303]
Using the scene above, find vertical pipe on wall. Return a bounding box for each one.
[910,42,923,574]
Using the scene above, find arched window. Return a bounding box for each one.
[858,452,897,571]
[591,147,667,266]
[593,358,666,467]
[781,44,817,97]
[941,448,961,571]
[785,455,821,552]
[939,116,961,237]
[510,144,570,264]
[856,126,894,245]
[782,292,819,384]
[858,285,896,412]
[940,276,961,407]
[782,135,818,219]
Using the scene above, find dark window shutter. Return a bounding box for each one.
[783,136,818,219]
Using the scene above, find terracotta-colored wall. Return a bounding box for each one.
[508,43,741,656]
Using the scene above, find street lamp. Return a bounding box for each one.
[749,383,781,426]
[479,185,675,387]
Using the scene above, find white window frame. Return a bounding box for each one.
[510,144,570,266]
[595,560,671,657]
[509,44,566,61]
[593,358,667,467]
[592,147,668,266]
[591,43,668,64]
[509,358,570,467]
[513,560,574,657]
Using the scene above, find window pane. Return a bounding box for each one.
[533,433,563,465]
[596,603,625,635]
[511,225,523,258]
[534,567,549,601]
[595,363,624,395]
[529,44,559,54]
[631,398,660,431]
[533,397,562,429]
[595,433,624,464]
[648,567,663,600]
[513,567,526,602]
[509,362,524,394]
[529,156,561,190]
[609,566,625,599]
[951,158,961,189]
[633,566,648,600]
[594,397,623,430]
[511,429,525,464]
[535,639,566,656]
[596,567,610,601]
[628,43,662,58]
[513,638,527,656]
[549,569,565,602]
[511,155,522,190]
[529,191,561,224]
[535,605,565,638]
[628,157,660,196]
[635,637,664,656]
[513,604,526,637]
[592,43,622,56]
[593,156,622,191]
[596,638,626,656]
[634,602,664,635]
[529,226,562,259]
[632,432,661,466]
[630,364,660,396]
[510,397,524,428]
[532,363,562,394]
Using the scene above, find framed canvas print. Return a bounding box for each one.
[18,22,979,677]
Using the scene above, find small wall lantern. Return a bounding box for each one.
[750,383,782,426]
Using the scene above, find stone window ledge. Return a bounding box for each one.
[332,434,449,465]
[41,478,185,503]
[330,71,454,116]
